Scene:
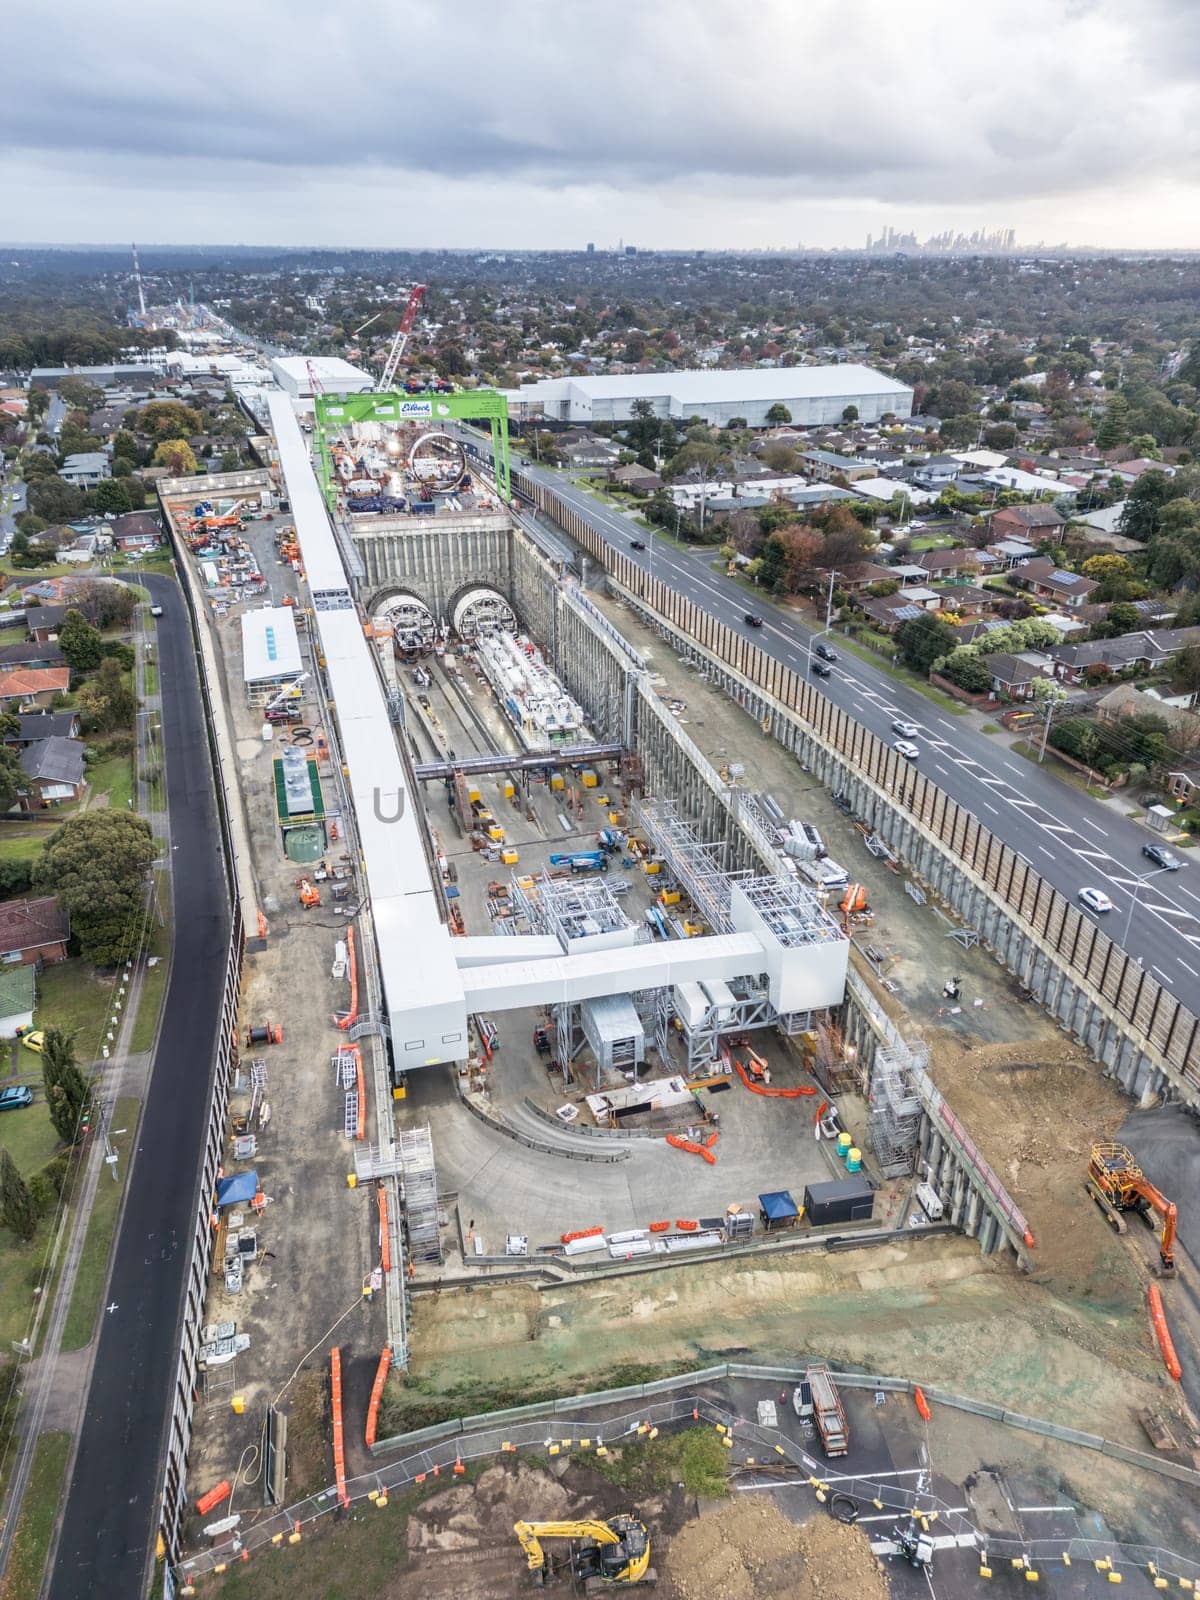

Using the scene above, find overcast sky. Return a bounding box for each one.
[2,0,1198,251]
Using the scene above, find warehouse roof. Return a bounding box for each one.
[241,605,302,683]
[514,364,911,403]
[271,356,374,396]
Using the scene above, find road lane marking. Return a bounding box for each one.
[1080,817,1108,837]
[1179,959,1199,978]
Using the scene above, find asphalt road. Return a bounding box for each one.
[48,573,232,1599]
[513,457,1200,1005]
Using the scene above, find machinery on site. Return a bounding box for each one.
[1086,1141,1178,1276]
[513,1514,655,1590]
[891,1516,935,1569]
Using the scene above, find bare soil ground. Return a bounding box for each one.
[661,1499,887,1600]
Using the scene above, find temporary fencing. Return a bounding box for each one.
[335,926,358,1031]
[732,1058,817,1098]
[174,1360,1200,1591]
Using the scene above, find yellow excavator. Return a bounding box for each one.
[513,1513,655,1590]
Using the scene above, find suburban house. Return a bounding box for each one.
[800,450,876,483]
[1011,557,1099,609]
[1046,626,1200,684]
[23,604,71,643]
[930,583,996,618]
[858,594,931,632]
[609,463,665,494]
[18,736,87,807]
[910,453,963,491]
[3,711,81,746]
[988,536,1039,569]
[0,897,70,966]
[110,510,162,551]
[0,640,66,671]
[1096,682,1200,739]
[1167,768,1200,806]
[0,667,70,709]
[1111,458,1174,485]
[914,547,990,582]
[60,451,111,488]
[989,504,1065,542]
[982,651,1050,700]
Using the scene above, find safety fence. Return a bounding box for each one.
[512,469,1199,1086]
[174,1358,1200,1590]
[159,533,248,1571]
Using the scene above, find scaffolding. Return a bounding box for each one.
[634,797,742,932]
[398,1125,443,1265]
[735,873,844,951]
[511,870,634,950]
[868,1041,927,1177]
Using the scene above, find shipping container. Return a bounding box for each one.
[803,1175,874,1227]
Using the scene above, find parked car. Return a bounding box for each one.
[815,642,838,662]
[891,719,920,739]
[0,1085,33,1112]
[1142,842,1181,872]
[744,612,763,628]
[810,660,831,678]
[892,740,920,760]
[1078,887,1113,914]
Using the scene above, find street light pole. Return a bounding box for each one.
[806,568,842,672]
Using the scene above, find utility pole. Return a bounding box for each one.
[1037,690,1063,762]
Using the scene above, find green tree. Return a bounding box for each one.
[1119,470,1175,540]
[1095,394,1129,450]
[28,475,86,524]
[78,657,135,732]
[841,404,859,424]
[57,609,104,673]
[0,743,25,814]
[41,1029,90,1146]
[219,448,242,471]
[33,810,155,965]
[92,479,131,515]
[896,613,959,674]
[153,439,197,475]
[137,401,202,441]
[765,403,792,425]
[111,430,142,464]
[0,1147,37,1241]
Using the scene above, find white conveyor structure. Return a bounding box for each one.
[269,391,849,1070]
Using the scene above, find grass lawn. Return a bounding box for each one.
[85,753,133,812]
[143,662,159,696]
[0,1431,71,1600]
[0,1102,60,1176]
[0,1211,58,1352]
[591,1425,729,1498]
[60,1097,138,1352]
[1010,738,1112,798]
[130,950,168,1054]
[0,828,51,863]
[836,631,969,714]
[906,533,955,550]
[34,961,116,1061]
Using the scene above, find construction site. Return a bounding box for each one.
[154,378,1200,1598]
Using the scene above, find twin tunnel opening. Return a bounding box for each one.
[372,583,516,651]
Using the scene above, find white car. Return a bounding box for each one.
[1078,887,1113,914]
[892,740,920,760]
[892,719,920,739]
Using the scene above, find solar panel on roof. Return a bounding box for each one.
[1050,569,1076,582]
[265,625,277,661]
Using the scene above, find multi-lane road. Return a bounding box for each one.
[49,574,231,1599]
[513,457,1200,1006]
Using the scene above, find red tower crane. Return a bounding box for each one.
[378,284,428,391]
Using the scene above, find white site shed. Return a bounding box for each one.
[241,606,302,686]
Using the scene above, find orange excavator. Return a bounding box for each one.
[1086,1142,1177,1276]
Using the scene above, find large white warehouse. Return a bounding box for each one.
[505,364,913,428]
[270,355,375,400]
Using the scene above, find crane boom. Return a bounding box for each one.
[131,242,147,321]
[378,284,427,392]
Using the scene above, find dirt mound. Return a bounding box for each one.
[406,1462,575,1553]
[661,1499,887,1600]
[925,1031,1142,1306]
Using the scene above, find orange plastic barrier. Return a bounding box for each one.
[675,1218,699,1231]
[377,1186,391,1273]
[336,926,358,1031]
[814,1099,828,1125]
[648,1220,670,1233]
[704,1131,719,1149]
[354,1046,366,1141]
[913,1386,931,1421]
[1023,1229,1036,1249]
[666,1133,717,1165]
[733,1059,817,1098]
[195,1480,231,1517]
[331,1346,348,1505]
[364,1347,392,1448]
[560,1225,604,1244]
[1148,1284,1182,1381]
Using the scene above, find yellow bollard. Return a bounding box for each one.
[230,1395,245,1415]
[347,1173,357,1189]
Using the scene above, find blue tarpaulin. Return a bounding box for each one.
[216,1171,259,1209]
[758,1189,799,1223]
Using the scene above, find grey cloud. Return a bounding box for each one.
[1,0,1199,224]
